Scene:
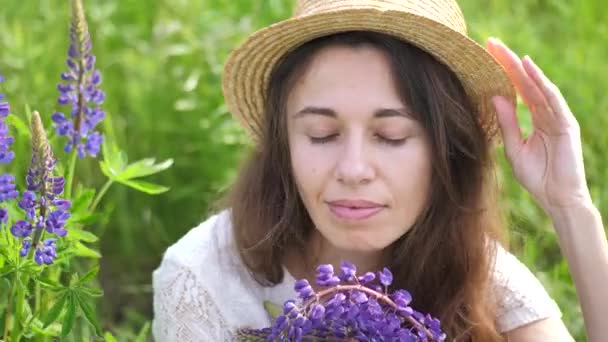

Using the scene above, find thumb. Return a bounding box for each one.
[492,95,523,162]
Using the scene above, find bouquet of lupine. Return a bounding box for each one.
[237,261,447,341]
[0,0,170,340]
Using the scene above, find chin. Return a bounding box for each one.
[328,232,396,253]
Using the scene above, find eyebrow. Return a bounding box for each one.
[293,106,414,120]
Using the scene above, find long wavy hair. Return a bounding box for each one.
[221,31,508,341]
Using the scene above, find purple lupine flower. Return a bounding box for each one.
[34,238,57,265]
[236,262,447,341]
[0,73,19,229]
[0,208,7,224]
[0,174,18,202]
[51,0,104,158]
[10,112,71,266]
[10,220,33,238]
[20,239,32,257]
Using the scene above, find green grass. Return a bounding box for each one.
[1,0,605,340]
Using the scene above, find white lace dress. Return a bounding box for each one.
[152,210,562,341]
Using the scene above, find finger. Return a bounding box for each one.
[487,38,550,113]
[521,55,574,123]
[492,95,523,161]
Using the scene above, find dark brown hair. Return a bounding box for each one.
[221,31,507,341]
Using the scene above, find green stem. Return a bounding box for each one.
[3,272,18,341]
[34,279,41,317]
[89,179,113,212]
[65,150,78,199]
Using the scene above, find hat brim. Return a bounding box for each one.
[222,8,516,143]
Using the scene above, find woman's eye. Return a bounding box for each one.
[376,135,407,146]
[309,134,338,144]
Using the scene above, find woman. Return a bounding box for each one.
[152,0,608,341]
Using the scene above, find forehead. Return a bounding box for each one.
[287,45,405,113]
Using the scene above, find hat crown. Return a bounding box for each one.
[294,0,467,34]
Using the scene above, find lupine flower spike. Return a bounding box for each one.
[51,0,105,158]
[10,111,71,265]
[237,261,447,341]
[0,74,19,226]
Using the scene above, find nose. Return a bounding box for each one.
[334,134,375,186]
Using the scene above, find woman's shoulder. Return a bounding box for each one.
[160,209,232,266]
[489,241,563,333]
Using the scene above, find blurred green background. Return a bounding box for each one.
[0,0,605,340]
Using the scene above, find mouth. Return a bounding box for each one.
[326,201,385,221]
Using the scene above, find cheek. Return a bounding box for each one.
[290,137,338,179]
[384,145,433,219]
[290,142,327,199]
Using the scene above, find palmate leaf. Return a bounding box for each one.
[43,293,68,328]
[116,179,170,194]
[117,158,173,180]
[67,228,99,243]
[36,277,64,291]
[61,293,76,337]
[76,266,99,285]
[99,139,172,195]
[70,188,96,213]
[75,293,102,336]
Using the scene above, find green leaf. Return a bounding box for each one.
[116,179,170,195]
[73,242,102,259]
[104,331,118,342]
[71,189,96,214]
[69,212,103,226]
[99,161,119,180]
[117,158,174,181]
[135,321,151,342]
[43,293,67,328]
[75,293,102,336]
[36,277,64,291]
[263,300,281,320]
[77,286,104,297]
[68,229,99,243]
[5,113,31,138]
[77,266,99,285]
[61,294,76,337]
[101,139,128,174]
[30,319,62,336]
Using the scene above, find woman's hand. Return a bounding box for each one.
[486,37,592,217]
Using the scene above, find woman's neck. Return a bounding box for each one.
[284,230,390,287]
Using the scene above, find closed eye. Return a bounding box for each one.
[376,135,407,146]
[309,134,338,144]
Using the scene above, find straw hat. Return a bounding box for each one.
[222,0,516,143]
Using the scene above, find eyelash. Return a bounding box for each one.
[309,134,407,146]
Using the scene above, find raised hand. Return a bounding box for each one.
[486,37,591,216]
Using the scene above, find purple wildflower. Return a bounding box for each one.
[10,220,33,238]
[20,239,32,257]
[0,73,19,229]
[0,174,18,202]
[236,262,447,341]
[34,238,58,265]
[52,0,104,158]
[0,208,7,224]
[10,112,71,265]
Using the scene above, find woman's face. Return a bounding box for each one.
[287,45,433,254]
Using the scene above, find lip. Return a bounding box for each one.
[326,199,385,221]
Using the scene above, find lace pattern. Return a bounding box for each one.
[152,258,234,341]
[491,243,562,332]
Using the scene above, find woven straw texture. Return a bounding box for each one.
[222,0,516,143]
